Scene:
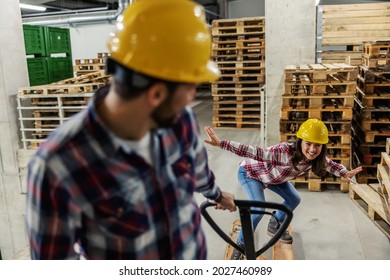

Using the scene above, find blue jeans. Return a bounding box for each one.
[236,166,301,244]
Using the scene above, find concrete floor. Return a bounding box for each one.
[192,97,390,260]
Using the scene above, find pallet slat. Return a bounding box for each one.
[349,183,390,238]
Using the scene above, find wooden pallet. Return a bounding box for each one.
[284,82,356,95]
[321,50,362,66]
[212,47,265,57]
[349,183,390,238]
[387,138,390,154]
[357,80,390,95]
[284,63,358,82]
[212,51,265,61]
[212,120,261,130]
[355,86,390,108]
[280,108,353,122]
[272,235,294,260]
[358,65,390,84]
[212,17,265,28]
[356,119,390,132]
[212,94,260,102]
[212,87,263,96]
[17,93,92,150]
[53,70,111,85]
[378,152,390,192]
[282,95,354,109]
[217,74,265,83]
[74,58,106,65]
[362,56,390,69]
[216,59,265,69]
[363,40,390,56]
[280,120,351,135]
[292,176,350,192]
[213,39,265,51]
[18,83,103,95]
[354,106,390,122]
[321,3,390,65]
[224,220,293,260]
[280,133,351,146]
[219,67,265,76]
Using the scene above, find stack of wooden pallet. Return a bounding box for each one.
[321,2,390,66]
[352,41,390,184]
[73,52,110,76]
[17,71,110,149]
[349,138,390,238]
[210,17,265,129]
[280,63,358,192]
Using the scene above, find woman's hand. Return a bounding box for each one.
[344,166,363,183]
[204,126,221,147]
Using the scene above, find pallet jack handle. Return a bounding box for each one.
[200,199,293,260]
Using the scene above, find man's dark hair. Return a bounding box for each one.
[106,58,180,100]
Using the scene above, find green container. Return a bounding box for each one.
[23,25,46,56]
[44,26,71,55]
[47,57,73,83]
[27,57,49,86]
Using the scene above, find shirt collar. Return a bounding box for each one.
[85,85,122,156]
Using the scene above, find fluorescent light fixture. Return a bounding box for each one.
[19,3,47,12]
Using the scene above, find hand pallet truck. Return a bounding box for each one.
[200,200,293,260]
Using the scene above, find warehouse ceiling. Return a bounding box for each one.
[20,0,219,16]
[19,0,389,21]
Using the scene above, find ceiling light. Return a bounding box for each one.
[19,3,47,12]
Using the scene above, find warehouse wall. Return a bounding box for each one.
[70,24,115,60]
[228,0,265,18]
[265,0,317,145]
[0,0,30,259]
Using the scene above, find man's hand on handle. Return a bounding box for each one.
[214,191,236,212]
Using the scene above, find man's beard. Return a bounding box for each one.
[151,97,178,128]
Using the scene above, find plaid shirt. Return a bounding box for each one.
[26,86,221,260]
[220,140,348,186]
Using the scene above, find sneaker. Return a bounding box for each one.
[267,215,293,244]
[230,242,245,260]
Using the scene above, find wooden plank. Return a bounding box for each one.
[323,23,390,32]
[272,225,294,260]
[323,9,390,19]
[225,219,242,260]
[323,16,390,26]
[323,37,390,46]
[323,30,390,39]
[322,3,390,12]
[349,183,390,238]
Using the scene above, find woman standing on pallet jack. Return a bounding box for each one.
[204,118,363,260]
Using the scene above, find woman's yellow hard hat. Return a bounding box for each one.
[296,118,329,144]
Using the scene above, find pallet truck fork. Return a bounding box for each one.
[200,199,293,260]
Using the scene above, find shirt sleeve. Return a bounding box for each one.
[325,157,348,177]
[184,109,221,200]
[26,155,79,260]
[220,140,291,164]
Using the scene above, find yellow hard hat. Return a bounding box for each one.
[107,0,220,83]
[296,119,329,144]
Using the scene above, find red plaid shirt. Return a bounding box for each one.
[220,141,348,186]
[26,86,221,260]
